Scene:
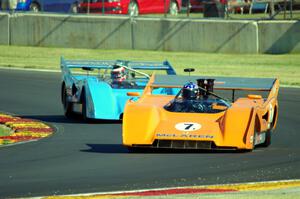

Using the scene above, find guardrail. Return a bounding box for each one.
[0,12,299,54]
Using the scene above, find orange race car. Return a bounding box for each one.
[122,72,279,151]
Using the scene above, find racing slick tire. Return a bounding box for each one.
[81,88,88,121]
[259,130,272,147]
[62,85,75,118]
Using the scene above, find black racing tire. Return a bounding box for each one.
[30,2,40,12]
[62,85,74,118]
[259,108,276,147]
[260,130,272,147]
[81,88,88,121]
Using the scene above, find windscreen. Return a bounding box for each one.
[164,97,231,113]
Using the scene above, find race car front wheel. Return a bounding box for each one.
[259,130,272,147]
[62,86,75,118]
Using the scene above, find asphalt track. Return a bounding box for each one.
[0,69,300,198]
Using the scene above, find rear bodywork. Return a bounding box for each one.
[123,74,279,150]
[60,57,176,120]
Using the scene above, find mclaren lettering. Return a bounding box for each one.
[156,133,177,137]
[181,134,214,139]
[156,133,214,139]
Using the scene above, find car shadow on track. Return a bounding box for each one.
[18,115,122,124]
[81,144,129,153]
[81,144,247,154]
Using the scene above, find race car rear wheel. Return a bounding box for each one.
[81,88,88,121]
[62,85,74,118]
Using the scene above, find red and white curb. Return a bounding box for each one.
[31,179,300,199]
[0,113,54,145]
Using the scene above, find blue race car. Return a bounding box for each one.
[0,0,80,13]
[60,57,176,120]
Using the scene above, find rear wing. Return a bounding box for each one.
[60,57,176,75]
[149,75,279,102]
[152,75,276,91]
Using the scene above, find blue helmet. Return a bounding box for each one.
[182,82,198,100]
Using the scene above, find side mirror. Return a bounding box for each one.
[247,94,262,100]
[184,68,195,76]
[127,92,140,97]
[184,68,195,73]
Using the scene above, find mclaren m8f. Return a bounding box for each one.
[123,74,279,151]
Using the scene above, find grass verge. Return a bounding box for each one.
[0,45,299,86]
[0,125,12,136]
[121,187,300,199]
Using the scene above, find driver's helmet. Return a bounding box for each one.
[182,82,199,100]
[111,65,126,82]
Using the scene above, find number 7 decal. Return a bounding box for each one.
[175,122,202,132]
[184,123,194,130]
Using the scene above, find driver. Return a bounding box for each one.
[110,65,136,88]
[165,82,204,113]
[182,82,199,100]
[111,65,127,83]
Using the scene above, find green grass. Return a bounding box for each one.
[121,187,300,199]
[0,125,12,136]
[0,45,299,86]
